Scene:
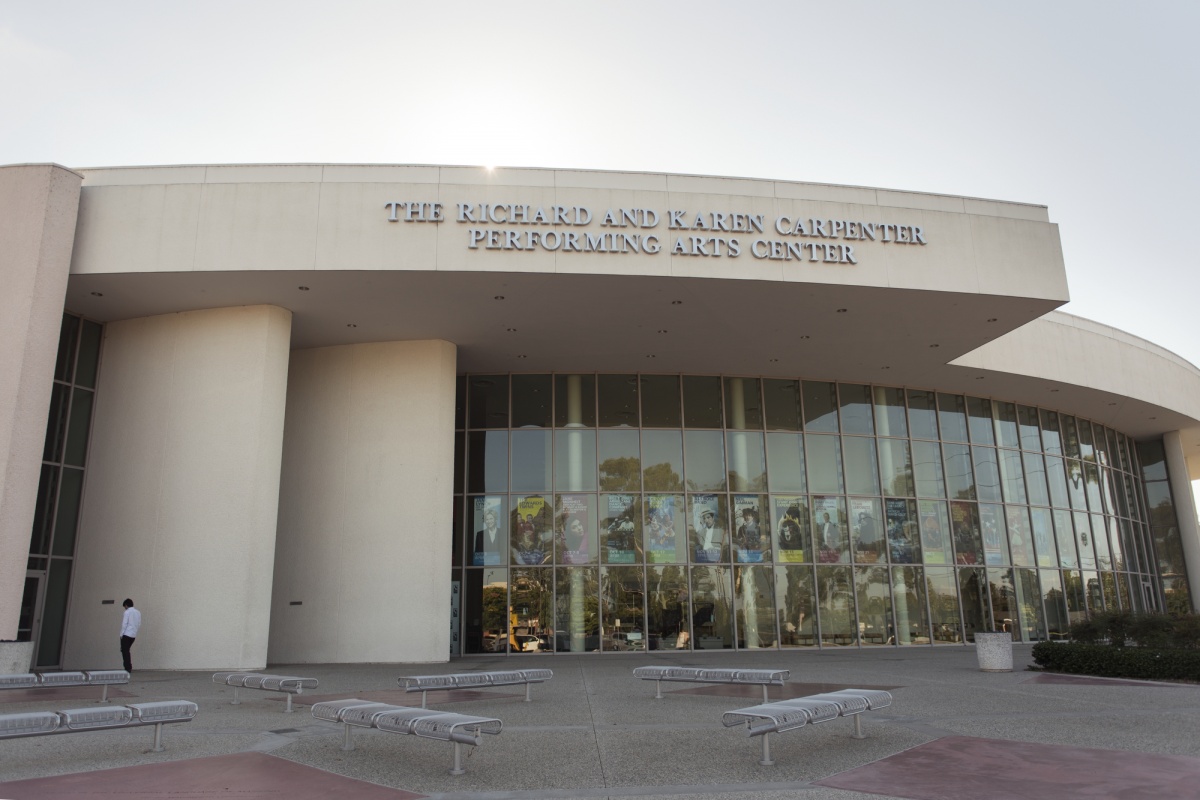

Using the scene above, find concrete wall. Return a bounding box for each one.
[63,305,291,669]
[0,164,81,639]
[268,339,457,664]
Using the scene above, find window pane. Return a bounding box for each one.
[642,430,684,491]
[763,379,801,431]
[813,496,849,564]
[54,314,80,383]
[598,374,638,427]
[1054,509,1078,568]
[838,383,873,435]
[919,500,952,565]
[907,389,938,440]
[1040,409,1062,455]
[772,496,811,563]
[878,438,914,498]
[927,566,963,642]
[892,566,930,645]
[601,566,646,651]
[732,495,770,563]
[63,388,94,467]
[937,393,968,442]
[724,377,763,429]
[971,446,1001,503]
[816,565,854,645]
[51,468,84,557]
[75,320,103,389]
[803,381,838,432]
[1014,568,1045,642]
[734,565,776,648]
[510,430,551,492]
[726,431,766,491]
[683,375,723,428]
[855,565,892,645]
[511,374,552,428]
[43,382,69,463]
[511,567,552,653]
[912,441,945,498]
[850,497,884,564]
[1041,569,1069,639]
[1030,507,1056,568]
[951,501,984,566]
[885,498,921,564]
[776,565,817,647]
[958,566,989,641]
[556,494,598,565]
[688,494,728,563]
[601,494,641,565]
[1046,456,1070,508]
[1061,416,1081,459]
[555,429,597,491]
[967,397,994,445]
[766,432,806,493]
[1018,405,1041,451]
[468,375,509,428]
[943,443,975,500]
[555,566,599,651]
[1006,505,1036,567]
[34,560,72,667]
[805,434,844,494]
[873,386,907,438]
[987,567,1016,635]
[511,496,551,565]
[998,449,1027,504]
[690,565,733,649]
[684,430,725,492]
[843,437,880,496]
[1023,452,1049,507]
[645,494,686,564]
[640,375,680,428]
[467,431,507,493]
[555,374,596,427]
[470,496,507,566]
[992,401,1019,449]
[598,430,641,492]
[646,565,690,650]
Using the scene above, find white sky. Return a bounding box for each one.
[2,0,1197,370]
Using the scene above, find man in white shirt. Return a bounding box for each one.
[120,598,142,672]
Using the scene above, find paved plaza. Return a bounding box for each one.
[2,645,1199,799]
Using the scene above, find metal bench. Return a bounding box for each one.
[0,670,130,702]
[212,672,319,713]
[311,698,502,775]
[0,700,197,752]
[722,688,893,766]
[398,668,553,708]
[633,666,790,702]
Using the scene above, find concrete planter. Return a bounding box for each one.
[0,641,35,673]
[975,632,1014,672]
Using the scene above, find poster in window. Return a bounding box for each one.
[602,494,639,564]
[850,497,883,563]
[645,494,683,563]
[688,494,725,563]
[812,495,845,563]
[472,496,507,566]
[772,496,808,563]
[511,495,549,565]
[556,494,595,564]
[733,495,769,563]
[885,498,919,564]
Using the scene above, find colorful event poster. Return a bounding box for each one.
[557,494,595,565]
[812,496,845,563]
[602,494,639,564]
[645,494,682,563]
[885,498,918,564]
[511,495,549,565]
[951,501,982,565]
[472,496,506,566]
[918,500,949,565]
[981,504,1007,565]
[733,495,768,563]
[772,496,808,563]
[849,497,882,563]
[689,494,724,563]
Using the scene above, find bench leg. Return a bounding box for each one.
[524,683,533,702]
[342,723,354,751]
[231,686,241,705]
[762,685,769,704]
[759,732,774,767]
[421,690,427,709]
[450,742,465,776]
[654,679,663,700]
[152,722,165,752]
[99,684,110,704]
[852,714,865,739]
[284,693,294,713]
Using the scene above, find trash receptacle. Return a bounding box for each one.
[975,632,1013,672]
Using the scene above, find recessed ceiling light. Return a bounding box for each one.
[516,355,527,359]
[1050,389,1059,392]
[494,295,505,300]
[929,344,940,348]
[881,366,890,370]
[987,318,998,322]
[671,300,683,305]
[645,354,656,358]
[769,358,779,363]
[506,328,518,332]
[298,286,310,291]
[976,376,985,380]
[90,291,103,297]
[657,329,668,334]
[346,323,357,328]
[800,335,811,340]
[836,308,848,313]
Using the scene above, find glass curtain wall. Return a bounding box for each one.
[455,374,1165,653]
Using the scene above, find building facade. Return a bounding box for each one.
[2,162,1198,669]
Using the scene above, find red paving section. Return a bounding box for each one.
[0,751,425,800]
[817,735,1200,800]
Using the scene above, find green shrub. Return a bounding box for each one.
[1127,614,1174,649]
[1068,611,1200,649]
[1031,641,1200,682]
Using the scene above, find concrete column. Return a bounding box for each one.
[0,164,82,641]
[63,305,292,669]
[1163,431,1200,612]
[268,339,457,664]
[565,375,585,652]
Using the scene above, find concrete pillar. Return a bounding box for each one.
[63,305,292,669]
[1163,431,1200,612]
[268,339,457,664]
[0,164,82,641]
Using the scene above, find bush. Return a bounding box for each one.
[1031,641,1200,682]
[1127,614,1174,649]
[1067,611,1200,649]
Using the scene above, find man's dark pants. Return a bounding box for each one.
[120,635,135,672]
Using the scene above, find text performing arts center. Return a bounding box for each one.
[4,163,1200,671]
